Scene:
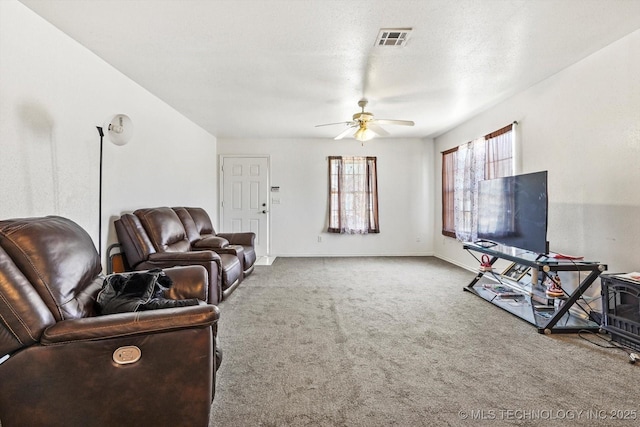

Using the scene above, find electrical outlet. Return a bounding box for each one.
[317,235,322,243]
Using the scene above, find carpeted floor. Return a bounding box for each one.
[209,257,637,426]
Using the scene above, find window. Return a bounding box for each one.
[442,124,514,241]
[328,156,379,234]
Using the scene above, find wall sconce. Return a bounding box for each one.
[96,114,133,260]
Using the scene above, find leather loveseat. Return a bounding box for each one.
[0,216,220,426]
[174,207,257,277]
[115,207,256,302]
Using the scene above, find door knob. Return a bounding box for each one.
[261,210,269,214]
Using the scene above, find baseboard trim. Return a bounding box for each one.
[270,252,435,258]
[433,254,476,273]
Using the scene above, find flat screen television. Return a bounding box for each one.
[476,171,549,254]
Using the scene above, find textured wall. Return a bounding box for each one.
[0,1,217,267]
[217,137,434,257]
[434,29,640,273]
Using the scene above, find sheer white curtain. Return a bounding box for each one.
[443,123,514,240]
[454,138,485,242]
[328,156,379,234]
[485,127,515,179]
[484,125,516,234]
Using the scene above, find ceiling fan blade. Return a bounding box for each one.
[334,125,357,140]
[374,119,415,126]
[315,121,354,127]
[368,123,390,137]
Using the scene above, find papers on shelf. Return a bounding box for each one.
[482,283,522,298]
[550,252,584,260]
[614,272,640,282]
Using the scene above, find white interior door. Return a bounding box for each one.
[220,156,270,257]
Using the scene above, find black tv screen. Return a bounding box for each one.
[477,171,548,254]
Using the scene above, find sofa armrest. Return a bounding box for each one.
[193,236,229,249]
[41,303,219,345]
[212,245,243,257]
[148,251,221,263]
[163,265,208,301]
[142,251,222,305]
[217,232,255,247]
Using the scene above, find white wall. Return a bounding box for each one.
[434,29,640,274]
[217,137,434,256]
[0,1,218,267]
[5,0,637,270]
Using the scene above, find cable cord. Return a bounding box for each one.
[578,329,640,364]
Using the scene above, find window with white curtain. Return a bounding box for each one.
[442,124,514,241]
[328,156,379,234]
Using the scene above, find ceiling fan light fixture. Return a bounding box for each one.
[354,125,374,142]
[316,100,414,141]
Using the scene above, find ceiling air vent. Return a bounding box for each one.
[375,28,412,47]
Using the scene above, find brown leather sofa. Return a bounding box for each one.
[173,207,256,277]
[0,216,220,426]
[115,207,256,302]
[114,208,227,304]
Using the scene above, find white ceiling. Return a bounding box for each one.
[18,0,640,140]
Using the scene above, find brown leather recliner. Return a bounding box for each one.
[174,207,257,277]
[115,207,242,302]
[0,216,220,427]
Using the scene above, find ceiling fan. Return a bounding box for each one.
[316,100,415,142]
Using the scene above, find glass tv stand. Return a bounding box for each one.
[464,242,607,334]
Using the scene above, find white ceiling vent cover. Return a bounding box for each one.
[375,28,412,47]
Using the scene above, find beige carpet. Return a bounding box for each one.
[210,257,637,426]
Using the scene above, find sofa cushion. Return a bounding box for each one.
[172,206,202,244]
[185,207,216,236]
[115,214,158,269]
[0,216,102,321]
[0,245,57,355]
[134,208,191,253]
